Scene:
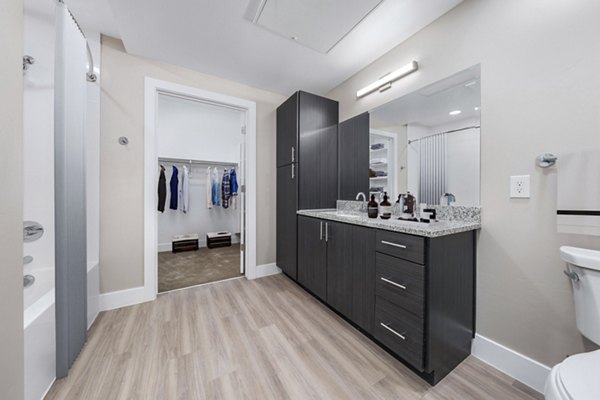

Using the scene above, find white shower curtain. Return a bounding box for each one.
[419,134,446,205]
[54,1,88,379]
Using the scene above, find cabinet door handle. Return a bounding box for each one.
[380,323,406,340]
[291,146,295,163]
[320,221,323,241]
[291,163,295,179]
[380,277,407,290]
[381,240,407,249]
[325,222,329,242]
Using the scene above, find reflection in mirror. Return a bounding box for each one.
[369,64,481,206]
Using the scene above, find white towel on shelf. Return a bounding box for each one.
[557,148,600,236]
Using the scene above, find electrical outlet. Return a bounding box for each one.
[510,175,530,198]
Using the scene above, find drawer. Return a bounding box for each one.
[376,253,424,317]
[375,230,425,265]
[374,297,424,371]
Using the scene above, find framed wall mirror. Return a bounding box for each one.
[339,64,481,207]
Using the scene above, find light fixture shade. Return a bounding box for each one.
[356,61,418,98]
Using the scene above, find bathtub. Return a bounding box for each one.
[24,267,56,400]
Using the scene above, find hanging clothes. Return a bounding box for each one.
[180,165,189,213]
[211,167,220,206]
[169,165,179,210]
[157,165,167,212]
[230,168,238,209]
[206,167,213,209]
[222,168,231,209]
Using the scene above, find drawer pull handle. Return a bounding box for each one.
[381,240,407,249]
[380,323,406,340]
[380,277,407,290]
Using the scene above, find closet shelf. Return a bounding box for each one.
[158,157,238,167]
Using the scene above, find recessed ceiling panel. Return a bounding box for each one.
[253,0,383,53]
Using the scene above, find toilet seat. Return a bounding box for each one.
[554,350,600,400]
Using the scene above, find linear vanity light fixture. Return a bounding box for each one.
[356,61,418,98]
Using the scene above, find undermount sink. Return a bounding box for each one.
[328,211,363,219]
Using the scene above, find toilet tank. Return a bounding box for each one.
[560,246,600,346]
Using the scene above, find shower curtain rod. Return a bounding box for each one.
[408,125,480,144]
[158,157,239,167]
[57,0,97,82]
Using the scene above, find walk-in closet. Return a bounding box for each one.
[155,92,245,292]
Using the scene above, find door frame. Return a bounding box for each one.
[143,77,258,299]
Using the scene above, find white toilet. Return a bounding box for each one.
[544,246,600,400]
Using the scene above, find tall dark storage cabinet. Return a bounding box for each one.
[276,91,339,280]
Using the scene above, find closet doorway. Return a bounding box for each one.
[144,79,257,297]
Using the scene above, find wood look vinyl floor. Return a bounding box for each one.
[45,274,543,400]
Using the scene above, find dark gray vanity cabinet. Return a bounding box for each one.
[297,216,327,301]
[276,91,339,280]
[298,216,376,334]
[295,215,476,385]
[338,112,370,200]
[373,229,475,384]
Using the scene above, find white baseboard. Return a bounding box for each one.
[253,263,281,279]
[99,286,155,311]
[472,334,551,394]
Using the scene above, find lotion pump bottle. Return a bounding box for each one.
[367,194,379,219]
[380,192,392,220]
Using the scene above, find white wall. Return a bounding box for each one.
[0,0,25,397]
[328,0,600,368]
[156,94,242,250]
[23,11,55,283]
[157,94,243,162]
[100,36,285,293]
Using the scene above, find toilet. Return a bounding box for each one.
[544,246,600,400]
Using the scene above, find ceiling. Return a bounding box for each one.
[370,65,481,128]
[28,0,463,95]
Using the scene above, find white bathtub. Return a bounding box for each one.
[24,267,56,400]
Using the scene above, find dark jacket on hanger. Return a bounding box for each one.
[157,165,167,212]
[169,165,179,210]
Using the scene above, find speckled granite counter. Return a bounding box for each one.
[297,207,480,238]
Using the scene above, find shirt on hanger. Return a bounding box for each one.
[180,165,189,213]
[211,167,220,206]
[206,167,213,209]
[169,165,179,210]
[222,169,231,209]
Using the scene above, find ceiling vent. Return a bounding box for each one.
[244,0,383,53]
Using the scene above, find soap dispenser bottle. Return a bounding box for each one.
[367,194,379,218]
[380,192,392,220]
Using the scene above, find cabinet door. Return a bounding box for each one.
[338,112,370,200]
[277,93,298,168]
[297,216,327,300]
[298,91,339,209]
[351,226,376,334]
[276,164,298,279]
[326,221,353,317]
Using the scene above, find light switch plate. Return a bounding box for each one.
[510,175,530,198]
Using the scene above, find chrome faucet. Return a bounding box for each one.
[355,192,367,211]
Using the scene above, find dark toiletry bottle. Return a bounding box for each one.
[368,195,379,218]
[380,192,391,219]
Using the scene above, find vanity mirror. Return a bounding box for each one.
[339,64,481,206]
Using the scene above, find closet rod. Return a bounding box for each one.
[158,157,238,167]
[408,125,480,144]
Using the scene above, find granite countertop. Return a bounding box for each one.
[296,209,481,238]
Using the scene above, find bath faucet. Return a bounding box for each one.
[355,192,367,210]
